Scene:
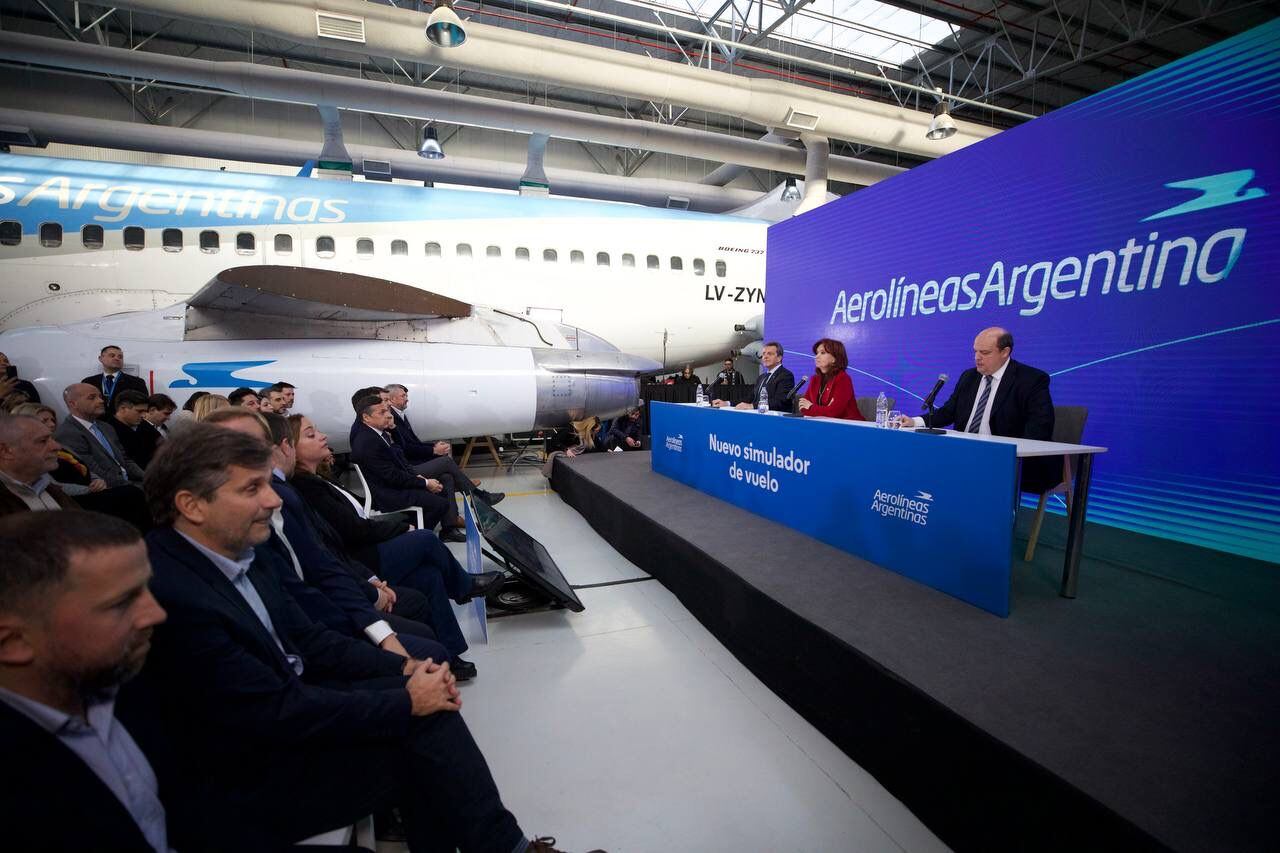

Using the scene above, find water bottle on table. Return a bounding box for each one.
[757,382,769,414]
[695,384,706,406]
[875,391,888,427]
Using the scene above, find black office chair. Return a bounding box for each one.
[1024,405,1089,560]
[855,395,895,422]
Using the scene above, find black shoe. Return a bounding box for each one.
[450,657,477,681]
[439,526,467,543]
[460,570,504,603]
[476,488,506,506]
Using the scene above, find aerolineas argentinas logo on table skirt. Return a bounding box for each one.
[871,489,933,527]
[665,434,684,452]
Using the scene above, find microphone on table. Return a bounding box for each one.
[780,376,807,417]
[916,373,948,435]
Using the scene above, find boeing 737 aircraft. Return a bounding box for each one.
[0,153,768,366]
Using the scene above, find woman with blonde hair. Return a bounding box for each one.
[192,393,230,421]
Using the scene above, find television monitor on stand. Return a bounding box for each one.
[468,493,585,614]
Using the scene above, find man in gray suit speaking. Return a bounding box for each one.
[53,384,144,488]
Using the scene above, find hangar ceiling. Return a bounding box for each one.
[0,0,1273,198]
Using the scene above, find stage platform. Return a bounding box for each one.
[550,451,1280,853]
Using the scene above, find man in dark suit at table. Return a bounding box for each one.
[900,327,1059,492]
[82,345,149,414]
[55,383,145,488]
[715,341,796,412]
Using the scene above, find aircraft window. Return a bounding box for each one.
[274,234,294,255]
[486,245,501,259]
[425,242,442,257]
[0,221,19,246]
[40,223,63,248]
[570,250,584,264]
[646,254,659,270]
[596,252,610,267]
[670,256,683,271]
[162,229,183,252]
[716,260,727,277]
[515,247,530,261]
[456,243,473,258]
[621,253,635,267]
[391,239,408,257]
[199,231,220,253]
[315,236,335,258]
[543,249,558,263]
[124,227,146,251]
[356,238,374,257]
[693,258,706,276]
[82,225,104,250]
[236,232,255,255]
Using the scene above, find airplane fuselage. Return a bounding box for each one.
[0,154,768,366]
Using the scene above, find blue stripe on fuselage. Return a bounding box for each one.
[0,153,761,232]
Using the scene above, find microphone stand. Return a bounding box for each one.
[915,398,947,434]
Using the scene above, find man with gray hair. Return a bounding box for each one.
[384,383,504,506]
[55,383,144,488]
[0,413,77,516]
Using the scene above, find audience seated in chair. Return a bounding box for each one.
[134,425,575,852]
[349,395,462,542]
[9,404,153,530]
[384,383,505,507]
[0,413,78,516]
[108,390,162,469]
[288,414,504,681]
[54,383,145,487]
[202,409,453,672]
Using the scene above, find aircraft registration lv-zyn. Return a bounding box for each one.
[0,153,769,444]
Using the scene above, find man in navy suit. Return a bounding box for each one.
[385,384,505,506]
[901,327,1060,493]
[350,396,462,541]
[136,424,553,852]
[715,341,796,412]
[0,511,170,852]
[82,345,149,414]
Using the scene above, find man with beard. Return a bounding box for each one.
[0,511,170,851]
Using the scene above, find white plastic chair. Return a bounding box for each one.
[351,463,425,529]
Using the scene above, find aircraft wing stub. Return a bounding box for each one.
[188,266,473,322]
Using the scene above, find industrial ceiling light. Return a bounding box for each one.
[781,176,802,202]
[926,88,957,141]
[418,125,444,159]
[425,0,467,48]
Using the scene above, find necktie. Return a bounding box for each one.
[102,374,116,400]
[89,423,118,460]
[967,375,994,433]
[381,431,393,447]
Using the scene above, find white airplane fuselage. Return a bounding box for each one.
[0,154,768,366]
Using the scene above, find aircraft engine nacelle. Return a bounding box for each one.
[0,323,654,453]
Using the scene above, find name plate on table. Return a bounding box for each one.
[650,402,1018,616]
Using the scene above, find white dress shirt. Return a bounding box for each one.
[913,358,1010,435]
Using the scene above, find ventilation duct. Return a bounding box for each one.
[0,108,774,215]
[106,0,999,159]
[0,31,903,187]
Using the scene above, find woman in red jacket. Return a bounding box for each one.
[799,337,865,420]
